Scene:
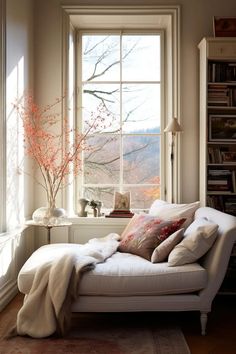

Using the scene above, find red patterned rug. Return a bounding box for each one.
[0,295,191,354]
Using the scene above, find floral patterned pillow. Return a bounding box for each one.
[118,214,186,261]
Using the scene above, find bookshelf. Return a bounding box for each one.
[199,38,236,294]
[199,38,236,216]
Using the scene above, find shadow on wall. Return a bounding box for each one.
[0,228,34,311]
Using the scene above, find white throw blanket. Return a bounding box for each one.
[16,233,120,338]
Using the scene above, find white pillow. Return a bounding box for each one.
[168,218,219,266]
[149,200,200,228]
[183,217,217,236]
[151,228,184,263]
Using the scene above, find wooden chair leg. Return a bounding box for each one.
[200,312,208,335]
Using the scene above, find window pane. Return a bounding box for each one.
[84,135,120,184]
[82,35,120,81]
[82,83,120,133]
[129,186,161,209]
[83,187,115,209]
[122,84,160,133]
[122,35,160,81]
[123,136,160,184]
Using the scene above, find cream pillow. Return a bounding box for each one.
[149,200,200,228]
[168,218,219,266]
[183,217,217,236]
[151,228,184,263]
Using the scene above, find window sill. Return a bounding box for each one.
[68,216,130,226]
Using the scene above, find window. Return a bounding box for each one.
[1,0,33,233]
[77,32,162,210]
[63,6,180,212]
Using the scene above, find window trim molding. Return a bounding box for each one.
[61,5,181,212]
[0,0,6,232]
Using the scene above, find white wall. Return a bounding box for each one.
[0,0,35,310]
[34,0,236,205]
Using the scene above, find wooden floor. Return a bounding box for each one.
[1,293,236,354]
[182,295,236,354]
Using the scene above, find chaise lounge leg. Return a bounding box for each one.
[200,312,208,335]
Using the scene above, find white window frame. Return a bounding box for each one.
[61,5,181,214]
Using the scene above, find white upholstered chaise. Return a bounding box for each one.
[18,207,236,335]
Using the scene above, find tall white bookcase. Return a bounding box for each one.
[199,38,236,213]
[198,37,236,293]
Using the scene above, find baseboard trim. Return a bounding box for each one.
[0,280,18,312]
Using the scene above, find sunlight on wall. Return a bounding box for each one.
[6,56,25,231]
[66,28,76,215]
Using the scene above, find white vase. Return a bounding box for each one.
[78,198,89,217]
[32,206,67,225]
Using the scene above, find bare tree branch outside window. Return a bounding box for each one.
[79,33,161,209]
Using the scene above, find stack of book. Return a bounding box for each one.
[106,209,134,218]
[208,84,230,106]
[208,169,234,193]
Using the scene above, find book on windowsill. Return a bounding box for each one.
[105,209,134,218]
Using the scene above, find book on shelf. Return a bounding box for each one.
[208,169,235,193]
[208,100,230,107]
[208,191,232,195]
[208,185,232,192]
[208,179,229,185]
[221,151,236,164]
[207,84,236,107]
[207,148,236,165]
[207,195,236,216]
[208,62,236,82]
[232,170,236,192]
[224,206,236,214]
[224,196,236,214]
[208,169,232,176]
[208,85,230,106]
[208,147,221,164]
[208,84,228,89]
[207,195,224,210]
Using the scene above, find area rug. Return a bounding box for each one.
[0,296,191,354]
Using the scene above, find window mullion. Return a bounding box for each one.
[77,31,84,198]
[120,31,123,193]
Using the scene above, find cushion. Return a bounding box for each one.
[120,214,139,240]
[118,214,186,260]
[168,218,219,266]
[151,228,184,263]
[18,247,208,296]
[149,200,200,228]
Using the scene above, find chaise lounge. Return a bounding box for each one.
[18,205,236,336]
